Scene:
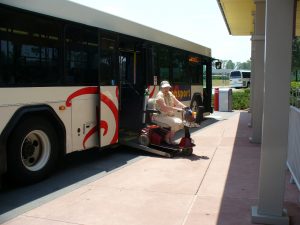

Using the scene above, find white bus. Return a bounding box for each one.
[0,0,213,184]
[229,70,251,88]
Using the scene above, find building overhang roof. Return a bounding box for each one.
[217,0,300,36]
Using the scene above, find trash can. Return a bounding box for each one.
[219,88,232,112]
[214,88,219,111]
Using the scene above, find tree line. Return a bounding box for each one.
[218,59,251,70]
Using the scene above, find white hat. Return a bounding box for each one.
[160,81,171,88]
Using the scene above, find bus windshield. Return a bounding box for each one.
[230,71,241,78]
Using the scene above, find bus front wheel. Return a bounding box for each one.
[7,116,59,184]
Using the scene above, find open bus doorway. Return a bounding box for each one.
[118,49,144,134]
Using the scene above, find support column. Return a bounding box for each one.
[251,0,294,224]
[250,0,265,143]
[249,33,255,128]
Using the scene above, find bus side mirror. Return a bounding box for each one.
[215,61,222,69]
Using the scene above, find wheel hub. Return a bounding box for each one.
[20,130,50,171]
[22,139,36,159]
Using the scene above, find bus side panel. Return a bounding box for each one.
[99,86,119,147]
[0,87,100,155]
[71,96,98,151]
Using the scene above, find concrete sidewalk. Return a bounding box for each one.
[2,111,300,225]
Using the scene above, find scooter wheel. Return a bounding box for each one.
[139,134,150,146]
[182,148,193,156]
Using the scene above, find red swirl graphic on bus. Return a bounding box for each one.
[100,92,119,144]
[100,120,108,136]
[82,120,109,149]
[66,87,98,107]
[66,87,118,148]
[116,87,119,100]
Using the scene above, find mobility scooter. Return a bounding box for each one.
[138,96,196,157]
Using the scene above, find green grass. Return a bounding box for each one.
[212,79,229,87]
[212,88,250,110]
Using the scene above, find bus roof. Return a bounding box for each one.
[1,0,212,58]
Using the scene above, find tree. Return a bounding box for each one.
[236,60,251,70]
[226,60,235,69]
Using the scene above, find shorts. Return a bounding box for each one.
[153,114,183,132]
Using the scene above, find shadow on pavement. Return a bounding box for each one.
[0,147,144,223]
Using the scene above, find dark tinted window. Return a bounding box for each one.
[172,50,188,84]
[148,46,158,85]
[242,72,251,78]
[0,6,63,86]
[157,46,170,82]
[230,71,241,78]
[189,56,202,84]
[100,35,117,85]
[65,25,98,85]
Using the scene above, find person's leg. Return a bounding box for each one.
[153,115,183,144]
[164,131,171,144]
[169,131,176,144]
[168,117,183,144]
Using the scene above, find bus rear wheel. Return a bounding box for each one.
[7,117,59,184]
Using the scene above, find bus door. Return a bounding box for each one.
[202,62,213,113]
[119,49,144,132]
[99,34,119,147]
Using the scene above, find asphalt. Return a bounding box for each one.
[0,110,299,225]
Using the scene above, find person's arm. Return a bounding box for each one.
[156,98,182,112]
[173,96,186,109]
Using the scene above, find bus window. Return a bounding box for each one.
[100,36,117,85]
[157,46,170,82]
[0,7,63,86]
[65,25,98,85]
[190,57,202,85]
[203,64,207,88]
[172,50,188,84]
[149,46,158,85]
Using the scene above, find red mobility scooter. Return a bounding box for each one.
[138,97,196,157]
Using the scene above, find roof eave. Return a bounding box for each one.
[216,0,232,35]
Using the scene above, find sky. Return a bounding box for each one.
[70,0,251,63]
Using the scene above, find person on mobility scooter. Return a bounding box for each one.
[139,81,196,156]
[154,81,187,144]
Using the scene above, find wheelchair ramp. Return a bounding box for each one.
[119,130,179,158]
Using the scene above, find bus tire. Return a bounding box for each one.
[7,116,59,184]
[190,94,203,112]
